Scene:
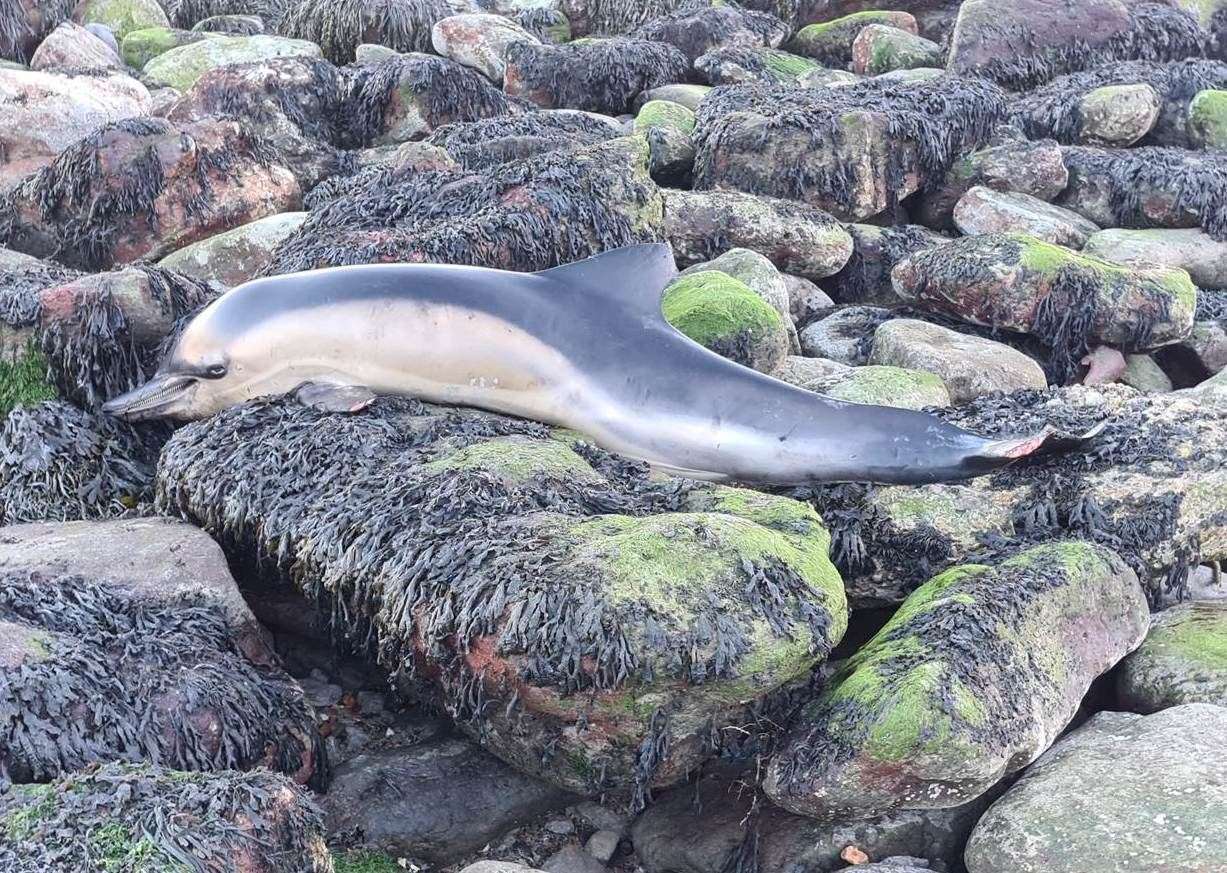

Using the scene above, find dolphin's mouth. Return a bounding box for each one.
[102,374,198,421]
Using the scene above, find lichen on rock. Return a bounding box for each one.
[661,269,789,372]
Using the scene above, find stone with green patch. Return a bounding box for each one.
[763,541,1149,820]
[788,11,918,68]
[0,343,57,418]
[1188,88,1227,150]
[634,99,696,136]
[661,270,789,373]
[694,46,821,85]
[143,34,323,92]
[1118,601,1227,711]
[851,24,943,76]
[73,0,169,41]
[120,26,218,69]
[1077,83,1160,147]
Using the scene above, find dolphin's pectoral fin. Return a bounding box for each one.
[294,381,376,414]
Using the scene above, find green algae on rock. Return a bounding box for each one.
[1189,88,1227,148]
[788,11,918,68]
[763,541,1149,820]
[156,397,847,803]
[120,25,217,68]
[143,33,322,92]
[1118,600,1227,711]
[74,0,169,40]
[661,270,789,373]
[635,99,696,136]
[0,344,55,418]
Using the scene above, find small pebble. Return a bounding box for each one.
[585,830,619,863]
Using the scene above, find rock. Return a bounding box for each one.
[0,764,331,871]
[963,704,1227,873]
[192,13,264,34]
[644,124,695,186]
[2,118,301,269]
[764,542,1150,819]
[635,83,712,112]
[892,233,1198,382]
[432,13,539,83]
[822,224,948,307]
[1077,82,1161,146]
[825,365,952,410]
[953,187,1100,248]
[157,399,849,802]
[947,0,1208,90]
[513,7,570,44]
[355,42,401,64]
[1158,320,1227,383]
[682,248,798,352]
[545,818,575,836]
[1121,352,1174,392]
[0,520,323,785]
[119,25,216,68]
[157,212,308,286]
[631,3,788,63]
[29,21,123,71]
[323,739,572,864]
[425,112,619,170]
[143,33,323,91]
[1083,228,1227,290]
[1189,87,1227,148]
[774,354,852,388]
[1118,602,1227,711]
[543,845,606,873]
[694,46,823,85]
[585,829,620,863]
[664,189,853,281]
[789,11,919,69]
[574,801,629,836]
[634,98,695,136]
[0,68,151,190]
[504,38,689,114]
[632,761,989,873]
[279,0,460,63]
[1183,365,1227,403]
[784,273,835,323]
[661,270,790,373]
[800,306,892,366]
[869,318,1048,402]
[1056,145,1227,241]
[84,21,118,52]
[693,74,1006,222]
[916,137,1069,231]
[73,0,169,41]
[851,24,943,76]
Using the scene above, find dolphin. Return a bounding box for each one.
[103,243,1088,485]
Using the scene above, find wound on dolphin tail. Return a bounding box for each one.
[970,422,1106,467]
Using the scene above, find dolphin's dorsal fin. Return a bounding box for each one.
[535,243,678,315]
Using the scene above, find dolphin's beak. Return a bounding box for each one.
[102,374,197,421]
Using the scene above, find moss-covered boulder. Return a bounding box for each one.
[504,37,689,114]
[72,0,169,41]
[952,187,1100,249]
[682,247,797,349]
[0,764,331,872]
[635,99,695,135]
[763,542,1149,820]
[788,11,918,69]
[1190,88,1227,148]
[692,74,1006,222]
[963,705,1227,873]
[1083,227,1227,290]
[661,270,789,372]
[892,233,1198,383]
[143,33,322,91]
[694,45,823,85]
[1077,83,1161,146]
[851,24,942,76]
[156,398,847,803]
[1118,601,1227,711]
[119,25,217,68]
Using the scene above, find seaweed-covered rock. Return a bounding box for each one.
[0,252,77,415]
[165,1,290,31]
[694,45,823,85]
[631,3,788,63]
[29,21,123,72]
[503,38,689,113]
[869,318,1048,402]
[269,135,662,273]
[915,137,1069,231]
[193,13,265,34]
[632,761,987,873]
[1084,228,1227,289]
[1010,60,1227,148]
[963,704,1227,873]
[953,187,1100,249]
[1077,82,1161,145]
[821,224,947,308]
[1118,601,1227,710]
[324,739,571,864]
[0,69,151,190]
[349,54,514,145]
[143,33,323,91]
[426,111,620,169]
[432,13,540,83]
[1189,86,1227,147]
[692,74,1006,222]
[799,306,891,366]
[892,233,1198,382]
[0,0,76,65]
[664,189,852,280]
[851,24,942,75]
[119,25,218,68]
[1056,145,1227,241]
[1,118,302,269]
[72,0,169,41]
[278,0,460,63]
[636,82,712,111]
[157,212,308,286]
[789,11,918,69]
[156,397,848,801]
[763,542,1149,819]
[0,763,331,871]
[947,0,1210,90]
[660,269,790,372]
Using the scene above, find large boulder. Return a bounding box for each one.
[0,764,331,871]
[1083,227,1227,290]
[963,704,1227,873]
[504,38,689,114]
[0,69,151,190]
[157,212,308,286]
[0,519,323,785]
[1118,601,1227,710]
[278,0,460,63]
[850,24,943,76]
[631,3,788,63]
[660,270,790,373]
[431,13,540,83]
[28,21,124,72]
[1,118,301,269]
[119,25,219,68]
[157,397,848,803]
[763,542,1150,820]
[143,33,323,91]
[693,46,825,86]
[952,187,1100,249]
[692,74,1007,222]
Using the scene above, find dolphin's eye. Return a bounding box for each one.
[204,364,227,379]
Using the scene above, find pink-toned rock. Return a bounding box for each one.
[431,13,539,84]
[29,20,123,72]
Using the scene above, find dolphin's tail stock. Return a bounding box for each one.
[970,421,1107,469]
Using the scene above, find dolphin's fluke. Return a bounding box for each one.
[975,421,1106,464]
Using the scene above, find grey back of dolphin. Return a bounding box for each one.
[104,243,1080,485]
